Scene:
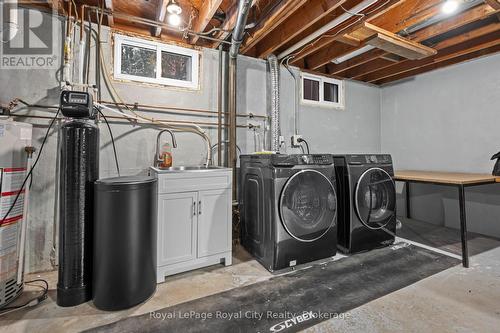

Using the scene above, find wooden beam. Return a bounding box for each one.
[104,0,114,27]
[307,42,360,69]
[359,29,500,82]
[251,0,355,58]
[152,0,168,37]
[289,0,402,65]
[211,2,239,47]
[240,0,308,54]
[327,3,498,75]
[346,21,500,78]
[337,34,362,46]
[307,21,436,69]
[484,0,500,10]
[410,3,497,41]
[191,0,224,44]
[375,43,500,85]
[369,0,442,32]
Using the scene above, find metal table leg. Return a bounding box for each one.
[406,181,411,219]
[458,184,469,268]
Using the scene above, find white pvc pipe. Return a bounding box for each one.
[17,153,32,285]
[95,103,212,166]
[78,40,86,84]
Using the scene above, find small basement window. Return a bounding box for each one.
[114,34,200,89]
[301,73,344,109]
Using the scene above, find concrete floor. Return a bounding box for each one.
[1,242,500,333]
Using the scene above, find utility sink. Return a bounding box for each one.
[152,165,229,173]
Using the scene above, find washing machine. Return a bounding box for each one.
[239,154,337,272]
[333,154,397,254]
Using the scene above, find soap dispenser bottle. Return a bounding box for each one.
[160,142,173,168]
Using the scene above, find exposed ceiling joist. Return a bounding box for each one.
[240,0,308,54]
[289,0,402,65]
[484,0,500,10]
[152,0,169,37]
[369,0,442,32]
[326,3,499,75]
[346,21,500,78]
[375,43,500,84]
[306,21,436,69]
[360,29,500,82]
[250,0,354,58]
[191,0,224,44]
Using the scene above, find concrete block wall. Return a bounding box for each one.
[0,10,381,273]
[381,52,500,238]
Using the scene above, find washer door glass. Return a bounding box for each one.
[354,168,396,229]
[279,170,337,242]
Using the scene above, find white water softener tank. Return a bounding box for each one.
[0,118,32,308]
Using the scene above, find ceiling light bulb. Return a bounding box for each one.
[168,13,181,27]
[441,0,459,14]
[167,0,182,15]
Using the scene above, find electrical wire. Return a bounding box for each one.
[298,138,310,154]
[97,108,120,177]
[0,109,61,225]
[0,279,49,315]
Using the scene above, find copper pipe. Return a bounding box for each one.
[84,5,232,45]
[98,100,267,119]
[10,113,256,129]
[66,0,71,37]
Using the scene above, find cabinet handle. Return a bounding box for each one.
[193,201,196,216]
[198,200,202,215]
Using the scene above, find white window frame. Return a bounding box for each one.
[301,72,345,109]
[114,34,200,89]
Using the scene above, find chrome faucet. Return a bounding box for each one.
[155,129,177,167]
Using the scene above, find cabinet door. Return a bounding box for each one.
[197,188,231,257]
[158,192,198,266]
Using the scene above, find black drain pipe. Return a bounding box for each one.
[229,0,252,202]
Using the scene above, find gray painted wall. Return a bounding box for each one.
[0,10,380,273]
[381,53,500,237]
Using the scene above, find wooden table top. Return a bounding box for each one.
[394,170,500,185]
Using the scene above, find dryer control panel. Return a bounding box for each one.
[272,154,333,166]
[346,154,392,165]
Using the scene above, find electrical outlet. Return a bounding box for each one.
[291,134,302,146]
[279,136,285,147]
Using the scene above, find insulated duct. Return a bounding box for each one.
[268,55,280,152]
[228,0,252,201]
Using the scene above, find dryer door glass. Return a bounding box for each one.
[279,170,337,242]
[354,168,396,229]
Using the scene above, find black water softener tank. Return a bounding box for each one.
[93,176,157,310]
[57,119,99,307]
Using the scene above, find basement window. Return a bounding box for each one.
[301,73,344,109]
[114,34,200,89]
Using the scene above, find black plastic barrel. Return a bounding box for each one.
[93,176,157,311]
[57,119,99,307]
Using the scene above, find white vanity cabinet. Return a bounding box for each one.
[151,167,232,283]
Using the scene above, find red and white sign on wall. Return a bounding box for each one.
[0,167,27,280]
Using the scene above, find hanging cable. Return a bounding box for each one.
[297,137,310,154]
[0,279,49,316]
[97,108,120,176]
